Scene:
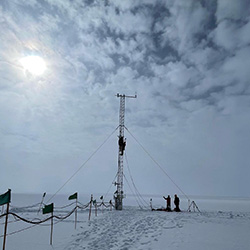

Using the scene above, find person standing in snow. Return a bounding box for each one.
[163,195,171,211]
[174,194,181,212]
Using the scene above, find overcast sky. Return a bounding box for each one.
[0,0,250,200]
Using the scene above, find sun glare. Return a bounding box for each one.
[20,56,46,76]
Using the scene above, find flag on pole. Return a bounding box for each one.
[68,192,78,200]
[0,189,11,206]
[43,203,54,214]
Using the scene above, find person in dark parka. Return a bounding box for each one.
[174,194,181,212]
[163,195,172,211]
[118,136,126,155]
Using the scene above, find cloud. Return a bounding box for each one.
[216,0,250,22]
[213,18,250,51]
[222,47,250,85]
[162,0,213,53]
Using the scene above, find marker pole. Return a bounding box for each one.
[2,203,9,250]
[50,211,53,245]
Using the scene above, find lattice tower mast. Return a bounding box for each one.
[115,93,137,210]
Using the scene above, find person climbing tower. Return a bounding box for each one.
[118,136,126,155]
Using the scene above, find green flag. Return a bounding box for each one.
[0,189,11,206]
[93,199,96,205]
[68,192,78,200]
[43,203,54,214]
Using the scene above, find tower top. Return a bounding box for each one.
[116,93,137,99]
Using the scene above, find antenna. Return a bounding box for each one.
[114,93,137,210]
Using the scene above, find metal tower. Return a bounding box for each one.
[114,93,136,210]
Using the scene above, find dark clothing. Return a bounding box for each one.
[118,136,126,155]
[174,196,181,212]
[118,137,123,147]
[163,196,171,211]
[174,196,179,206]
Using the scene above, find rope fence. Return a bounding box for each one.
[0,194,115,247]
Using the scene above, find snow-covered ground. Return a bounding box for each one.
[0,194,249,250]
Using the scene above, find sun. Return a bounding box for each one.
[20,56,46,76]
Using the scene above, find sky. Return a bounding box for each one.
[0,0,250,200]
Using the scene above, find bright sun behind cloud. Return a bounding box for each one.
[20,55,46,76]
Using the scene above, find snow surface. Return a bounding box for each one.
[0,194,249,250]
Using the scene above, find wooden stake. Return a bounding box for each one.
[37,193,46,214]
[2,203,10,250]
[88,195,93,221]
[50,212,53,245]
[150,199,153,210]
[95,203,97,217]
[75,199,77,229]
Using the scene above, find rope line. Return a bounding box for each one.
[125,127,189,200]
[10,203,41,209]
[123,174,144,210]
[0,219,20,226]
[124,152,149,208]
[53,207,76,220]
[46,126,119,203]
[104,173,117,201]
[2,224,38,237]
[0,205,84,238]
[0,197,116,239]
[10,213,52,225]
[0,207,78,238]
[77,201,91,208]
[54,202,75,209]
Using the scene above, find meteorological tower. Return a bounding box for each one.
[114,93,137,210]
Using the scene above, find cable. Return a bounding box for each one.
[104,173,117,201]
[54,202,75,209]
[53,207,76,220]
[101,202,111,208]
[125,127,190,200]
[0,213,7,219]
[0,219,20,225]
[123,174,144,210]
[10,213,52,225]
[10,203,41,210]
[46,126,119,203]
[0,224,38,238]
[77,201,91,209]
[124,151,149,208]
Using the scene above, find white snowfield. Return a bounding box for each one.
[64,209,250,250]
[1,194,250,250]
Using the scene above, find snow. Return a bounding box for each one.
[0,194,250,250]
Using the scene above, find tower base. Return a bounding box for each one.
[114,195,123,210]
